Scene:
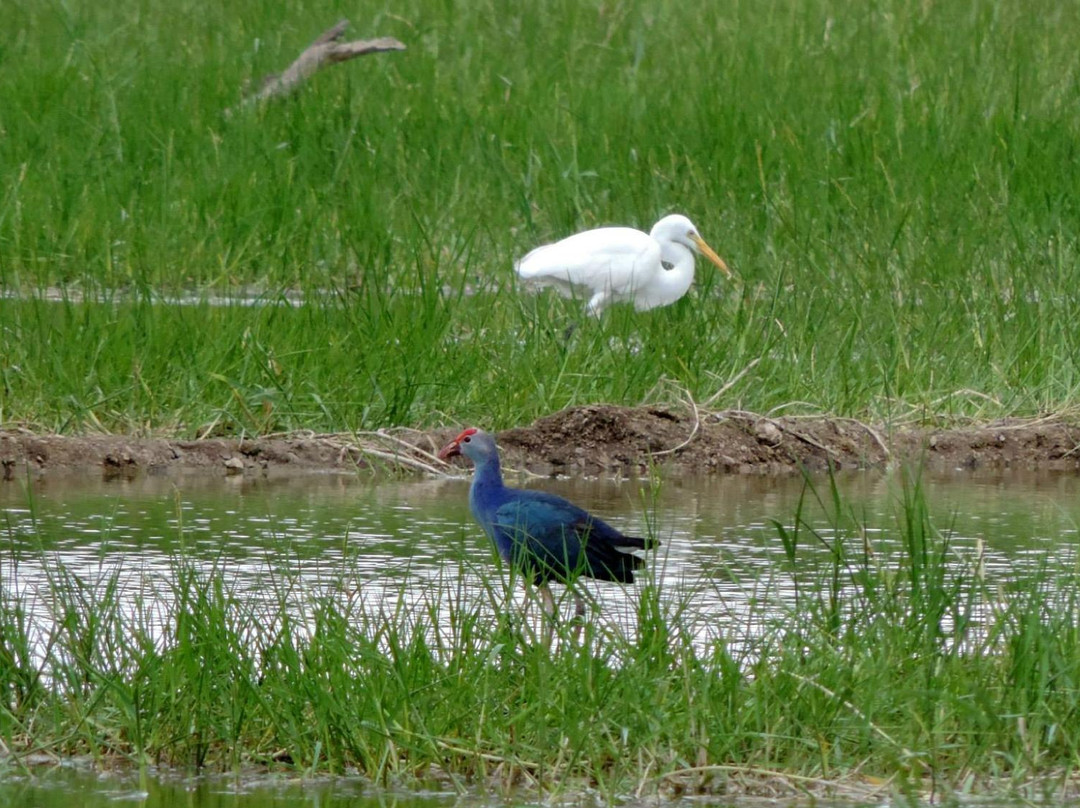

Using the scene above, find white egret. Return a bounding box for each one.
[514,214,732,317]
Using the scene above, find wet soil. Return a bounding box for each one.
[3,405,1080,480]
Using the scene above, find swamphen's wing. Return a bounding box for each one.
[490,490,652,585]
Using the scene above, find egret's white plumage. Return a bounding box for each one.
[515,214,732,316]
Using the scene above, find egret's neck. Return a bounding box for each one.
[642,243,696,310]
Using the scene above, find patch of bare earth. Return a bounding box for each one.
[3,405,1080,480]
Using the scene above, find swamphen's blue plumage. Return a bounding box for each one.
[438,428,657,616]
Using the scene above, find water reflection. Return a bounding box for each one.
[0,764,471,808]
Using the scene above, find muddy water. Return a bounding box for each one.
[0,763,467,807]
[3,470,1080,645]
[2,468,1080,805]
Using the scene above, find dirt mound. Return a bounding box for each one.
[496,405,1080,475]
[2,406,1079,480]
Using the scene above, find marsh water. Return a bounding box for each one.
[0,764,466,808]
[4,468,1080,643]
[2,467,1080,806]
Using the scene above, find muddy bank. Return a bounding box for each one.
[2,405,1079,480]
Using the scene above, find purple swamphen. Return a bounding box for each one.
[438,427,658,621]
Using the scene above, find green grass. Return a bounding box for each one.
[2,0,1080,432]
[2,472,1079,800]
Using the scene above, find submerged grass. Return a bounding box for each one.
[2,0,1080,429]
[2,475,1080,800]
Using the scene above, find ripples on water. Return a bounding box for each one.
[0,763,467,808]
[2,469,1080,660]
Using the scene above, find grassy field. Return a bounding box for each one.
[2,0,1079,434]
[2,475,1079,799]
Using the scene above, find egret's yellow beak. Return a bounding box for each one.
[690,234,733,279]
